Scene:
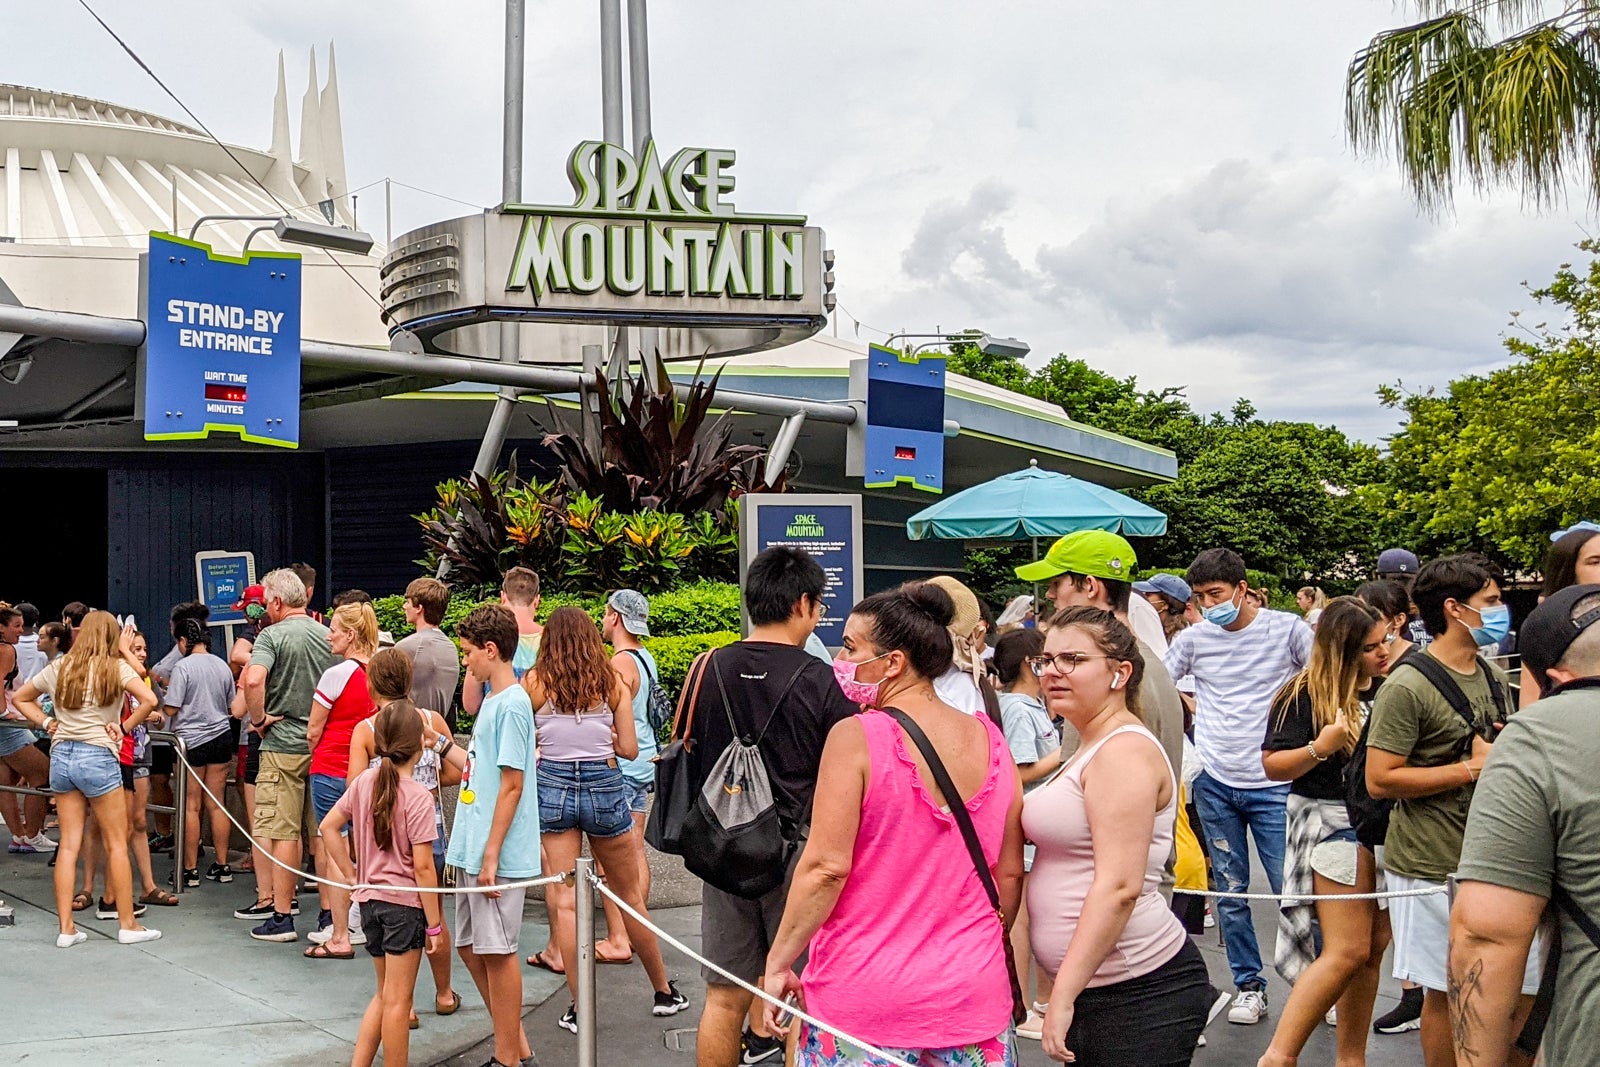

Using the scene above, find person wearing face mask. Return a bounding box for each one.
[1162,548,1313,1026]
[1364,553,1520,1067]
[762,581,1025,1067]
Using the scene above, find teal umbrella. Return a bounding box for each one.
[905,461,1167,541]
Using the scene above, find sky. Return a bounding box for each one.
[6,0,1593,442]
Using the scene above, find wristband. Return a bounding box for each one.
[425,924,443,937]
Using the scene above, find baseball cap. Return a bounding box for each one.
[1519,583,1600,691]
[607,589,651,638]
[1376,548,1420,576]
[234,584,266,611]
[1133,573,1192,604]
[1016,531,1137,584]
[1551,521,1600,542]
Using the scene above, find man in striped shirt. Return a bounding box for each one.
[1163,548,1312,1026]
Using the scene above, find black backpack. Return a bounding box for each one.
[1343,650,1509,848]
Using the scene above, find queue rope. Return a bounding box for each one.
[588,874,922,1067]
[1187,885,1447,902]
[175,749,565,896]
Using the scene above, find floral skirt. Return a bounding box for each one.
[794,1020,1016,1067]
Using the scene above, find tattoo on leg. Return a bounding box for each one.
[1449,957,1485,1065]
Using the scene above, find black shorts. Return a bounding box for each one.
[1065,938,1210,1066]
[242,731,262,786]
[119,763,150,792]
[150,743,175,777]
[361,899,428,957]
[187,730,234,768]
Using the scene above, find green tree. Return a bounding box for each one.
[1372,240,1600,566]
[1348,2,1600,210]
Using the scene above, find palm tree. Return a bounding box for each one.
[1347,1,1600,210]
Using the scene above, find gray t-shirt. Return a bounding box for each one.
[164,650,236,747]
[250,614,337,755]
[998,691,1058,777]
[396,628,460,715]
[1457,683,1600,1065]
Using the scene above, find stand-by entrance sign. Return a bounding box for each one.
[139,233,302,448]
[846,345,947,493]
[740,494,862,648]
[195,550,256,627]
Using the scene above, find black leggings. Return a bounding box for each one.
[1066,938,1210,1066]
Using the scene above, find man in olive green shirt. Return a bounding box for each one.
[1452,583,1600,1067]
[1365,554,1523,1064]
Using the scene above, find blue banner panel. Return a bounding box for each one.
[194,550,255,626]
[863,343,945,493]
[143,233,302,448]
[753,503,858,647]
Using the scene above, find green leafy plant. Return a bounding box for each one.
[640,630,741,696]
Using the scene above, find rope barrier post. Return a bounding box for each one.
[574,857,598,1067]
[150,731,188,894]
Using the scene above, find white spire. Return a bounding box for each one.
[319,40,351,226]
[297,45,328,219]
[263,51,297,202]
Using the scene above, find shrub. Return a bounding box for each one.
[641,630,741,696]
[644,583,742,637]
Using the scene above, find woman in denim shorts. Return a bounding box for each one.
[12,612,163,946]
[524,607,689,1032]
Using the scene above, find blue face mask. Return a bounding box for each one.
[1462,603,1512,648]
[1202,590,1242,627]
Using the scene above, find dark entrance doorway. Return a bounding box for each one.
[0,468,109,621]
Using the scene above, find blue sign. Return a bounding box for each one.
[862,343,945,493]
[142,233,302,448]
[195,551,256,626]
[750,499,860,647]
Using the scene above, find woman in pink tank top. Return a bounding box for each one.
[761,582,1025,1067]
[1024,607,1209,1065]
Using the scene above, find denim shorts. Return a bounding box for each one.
[537,759,632,838]
[0,722,35,758]
[624,777,652,815]
[310,772,347,824]
[49,740,123,799]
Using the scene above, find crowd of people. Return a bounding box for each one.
[6,528,1600,1067]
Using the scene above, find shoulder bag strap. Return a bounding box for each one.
[978,678,1004,733]
[671,651,712,742]
[1518,884,1600,1055]
[883,707,1003,918]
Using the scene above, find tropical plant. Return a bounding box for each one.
[415,460,564,588]
[1347,1,1600,210]
[536,353,781,514]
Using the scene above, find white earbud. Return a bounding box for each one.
[1111,676,1123,690]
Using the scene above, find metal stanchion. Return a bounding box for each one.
[574,856,598,1067]
[147,731,188,894]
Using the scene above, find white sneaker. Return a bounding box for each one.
[1203,907,1216,928]
[1325,1006,1338,1026]
[56,931,87,949]
[1015,1010,1044,1041]
[24,831,57,851]
[308,926,366,946]
[117,927,162,944]
[1228,988,1269,1025]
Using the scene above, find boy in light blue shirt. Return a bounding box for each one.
[446,605,539,1067]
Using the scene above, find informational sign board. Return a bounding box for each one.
[845,345,947,493]
[740,494,862,648]
[195,551,256,627]
[140,233,302,448]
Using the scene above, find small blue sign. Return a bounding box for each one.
[753,503,858,647]
[195,551,256,626]
[142,233,302,448]
[863,343,945,493]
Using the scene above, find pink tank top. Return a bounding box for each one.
[1023,723,1186,987]
[802,709,1016,1049]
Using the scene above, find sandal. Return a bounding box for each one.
[436,990,462,1016]
[71,891,93,912]
[596,943,633,965]
[303,942,355,960]
[409,1012,419,1030]
[526,949,564,975]
[140,888,180,907]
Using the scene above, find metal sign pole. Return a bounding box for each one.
[574,856,598,1067]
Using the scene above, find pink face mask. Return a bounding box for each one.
[833,652,889,707]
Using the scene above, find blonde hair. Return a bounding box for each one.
[55,611,127,711]
[331,602,380,657]
[1272,597,1382,758]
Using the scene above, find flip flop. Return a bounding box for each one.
[596,945,633,965]
[436,990,462,1016]
[71,891,92,912]
[526,949,565,975]
[303,942,355,960]
[409,1012,420,1030]
[140,888,180,907]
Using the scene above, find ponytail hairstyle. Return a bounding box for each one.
[330,602,380,658]
[371,699,423,852]
[1047,606,1146,720]
[366,647,413,706]
[178,617,211,652]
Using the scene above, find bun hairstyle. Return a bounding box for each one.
[371,699,423,853]
[1048,606,1146,719]
[849,581,957,681]
[179,617,210,650]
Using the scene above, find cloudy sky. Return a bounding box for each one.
[8,0,1591,440]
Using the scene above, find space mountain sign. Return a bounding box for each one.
[381,140,832,358]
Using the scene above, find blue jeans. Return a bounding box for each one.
[537,759,632,838]
[1190,771,1288,989]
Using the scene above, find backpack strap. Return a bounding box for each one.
[1518,884,1600,1054]
[709,657,809,745]
[1395,650,1506,738]
[625,648,658,685]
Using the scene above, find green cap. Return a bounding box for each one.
[1015,530,1138,583]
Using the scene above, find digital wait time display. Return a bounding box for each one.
[204,384,248,403]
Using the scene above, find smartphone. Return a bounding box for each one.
[775,992,799,1029]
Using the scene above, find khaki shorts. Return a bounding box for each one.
[253,750,314,842]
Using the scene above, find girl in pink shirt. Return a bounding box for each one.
[320,701,443,1067]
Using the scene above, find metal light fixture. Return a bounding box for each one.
[0,351,33,385]
[977,333,1030,360]
[273,217,375,255]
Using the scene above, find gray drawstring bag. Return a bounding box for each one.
[679,658,807,899]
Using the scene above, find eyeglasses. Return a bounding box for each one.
[1026,652,1116,677]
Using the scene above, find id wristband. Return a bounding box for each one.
[426,924,443,937]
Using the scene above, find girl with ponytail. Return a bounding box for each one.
[320,700,443,1067]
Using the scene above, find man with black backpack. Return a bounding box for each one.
[673,547,857,1067]
[1365,554,1524,1066]
[1450,583,1600,1067]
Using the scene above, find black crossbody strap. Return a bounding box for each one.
[626,648,658,685]
[883,707,1003,918]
